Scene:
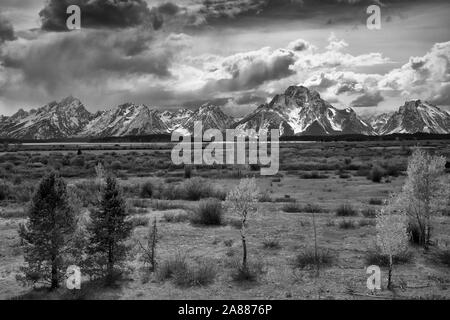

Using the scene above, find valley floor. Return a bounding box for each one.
[0,140,449,300]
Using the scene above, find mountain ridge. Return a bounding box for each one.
[1,87,449,139]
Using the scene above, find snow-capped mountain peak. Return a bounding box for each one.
[234,86,375,136]
[378,100,450,135]
[1,90,449,139]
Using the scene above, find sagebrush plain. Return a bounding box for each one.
[1,140,449,300]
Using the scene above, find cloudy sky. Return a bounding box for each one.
[0,0,449,117]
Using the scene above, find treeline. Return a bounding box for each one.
[2,132,450,145]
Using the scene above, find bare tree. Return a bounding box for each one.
[138,217,158,273]
[226,178,259,271]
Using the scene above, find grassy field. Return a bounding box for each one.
[1,140,449,300]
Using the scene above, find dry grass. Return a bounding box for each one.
[1,140,449,299]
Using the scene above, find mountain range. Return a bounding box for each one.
[0,86,449,140]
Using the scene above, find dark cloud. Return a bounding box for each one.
[234,93,266,105]
[351,91,384,107]
[2,28,173,93]
[39,0,174,31]
[157,2,182,16]
[0,15,16,43]
[203,48,296,93]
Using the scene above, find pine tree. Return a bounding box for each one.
[87,176,132,284]
[18,172,76,289]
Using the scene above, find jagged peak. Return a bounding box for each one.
[284,85,321,100]
[11,108,29,118]
[197,103,224,114]
[60,95,82,105]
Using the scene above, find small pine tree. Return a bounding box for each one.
[226,178,259,271]
[395,149,446,247]
[87,176,132,284]
[18,172,77,289]
[376,199,408,290]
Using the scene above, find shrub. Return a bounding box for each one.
[0,181,34,203]
[0,208,27,219]
[71,181,102,207]
[111,161,122,171]
[294,248,333,269]
[281,202,302,213]
[130,199,149,208]
[179,177,210,201]
[369,166,385,183]
[71,156,85,167]
[156,255,188,281]
[173,260,216,287]
[387,166,400,177]
[302,203,327,213]
[223,239,233,247]
[356,167,371,177]
[369,198,383,205]
[274,197,296,203]
[407,222,422,245]
[336,203,358,217]
[130,216,149,228]
[151,200,183,211]
[339,173,352,179]
[300,171,328,179]
[230,260,264,282]
[184,166,192,179]
[163,211,190,223]
[362,207,377,218]
[0,181,12,201]
[262,238,281,249]
[258,191,272,203]
[365,249,413,267]
[140,181,153,198]
[359,219,376,227]
[191,199,223,226]
[339,219,356,229]
[437,250,450,267]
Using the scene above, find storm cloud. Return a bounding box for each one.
[0,15,16,43]
[1,28,173,93]
[351,91,384,107]
[39,0,178,31]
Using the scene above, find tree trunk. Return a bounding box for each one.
[387,254,393,290]
[312,212,319,277]
[107,242,114,284]
[241,214,247,270]
[51,260,59,289]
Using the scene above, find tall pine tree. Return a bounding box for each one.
[19,172,76,289]
[88,176,132,284]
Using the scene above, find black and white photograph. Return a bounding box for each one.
[0,0,449,305]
